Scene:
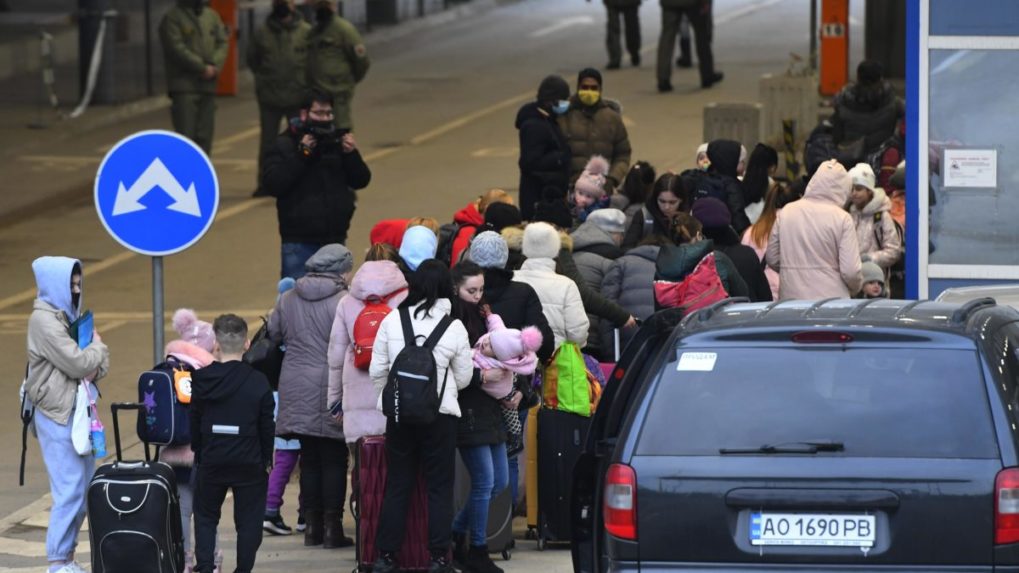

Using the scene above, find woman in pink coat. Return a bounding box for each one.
[327,255,409,447]
[766,160,864,300]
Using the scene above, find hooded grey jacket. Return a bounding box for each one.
[25,257,109,425]
[270,271,348,439]
[601,245,659,356]
[570,222,623,360]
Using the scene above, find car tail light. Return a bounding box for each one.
[604,463,637,541]
[791,331,854,344]
[996,468,1019,544]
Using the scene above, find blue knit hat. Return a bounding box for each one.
[469,231,509,269]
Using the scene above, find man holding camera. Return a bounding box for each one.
[262,91,372,279]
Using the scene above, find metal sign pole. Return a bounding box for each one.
[153,256,164,365]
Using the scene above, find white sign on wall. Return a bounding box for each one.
[943,148,997,188]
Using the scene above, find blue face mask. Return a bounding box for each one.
[552,100,570,115]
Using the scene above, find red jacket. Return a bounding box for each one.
[370,219,408,249]
[450,203,484,266]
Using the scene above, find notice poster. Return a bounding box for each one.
[943,149,997,188]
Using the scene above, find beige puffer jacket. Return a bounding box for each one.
[849,188,902,270]
[767,160,863,300]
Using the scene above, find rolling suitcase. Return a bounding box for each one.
[535,407,590,550]
[88,402,184,573]
[453,451,515,560]
[524,404,539,534]
[353,435,437,572]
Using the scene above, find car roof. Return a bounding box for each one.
[680,297,1019,336]
[936,284,1019,311]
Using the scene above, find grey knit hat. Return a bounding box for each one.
[469,231,509,269]
[304,243,354,274]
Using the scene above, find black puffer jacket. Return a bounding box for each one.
[516,102,571,220]
[832,81,903,156]
[263,129,372,244]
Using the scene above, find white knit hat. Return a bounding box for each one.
[848,163,877,192]
[522,222,561,260]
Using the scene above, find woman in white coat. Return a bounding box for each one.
[512,222,589,350]
[368,260,473,573]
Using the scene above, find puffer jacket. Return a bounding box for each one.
[767,160,863,300]
[704,227,773,303]
[656,240,750,300]
[370,299,473,418]
[832,81,903,155]
[516,102,572,220]
[559,97,632,188]
[269,272,348,439]
[159,1,228,95]
[25,257,109,425]
[849,188,902,270]
[601,245,658,357]
[484,268,555,364]
[703,140,752,235]
[327,261,408,444]
[514,257,589,349]
[570,222,623,359]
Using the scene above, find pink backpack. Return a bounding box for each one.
[653,252,728,313]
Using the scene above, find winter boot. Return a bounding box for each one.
[303,509,324,546]
[322,510,354,548]
[428,552,455,573]
[451,531,468,569]
[464,545,503,573]
[372,551,399,573]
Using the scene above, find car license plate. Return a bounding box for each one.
[750,513,875,547]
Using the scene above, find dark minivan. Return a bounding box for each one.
[572,298,1019,573]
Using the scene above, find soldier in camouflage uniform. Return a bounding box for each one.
[159,0,228,155]
[248,0,311,195]
[306,0,370,131]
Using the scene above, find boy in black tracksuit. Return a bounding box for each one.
[191,314,276,573]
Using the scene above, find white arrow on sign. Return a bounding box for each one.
[112,157,202,217]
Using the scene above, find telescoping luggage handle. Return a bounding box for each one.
[110,402,152,463]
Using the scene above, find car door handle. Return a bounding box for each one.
[725,488,900,510]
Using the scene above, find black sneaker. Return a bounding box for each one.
[263,513,293,536]
[676,56,693,68]
[372,553,398,573]
[606,61,621,70]
[701,72,724,89]
[657,81,674,93]
[428,555,454,573]
[296,512,306,532]
[631,53,641,67]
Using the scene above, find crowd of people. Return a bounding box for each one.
[23,0,907,570]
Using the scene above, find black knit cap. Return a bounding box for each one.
[484,202,523,233]
[577,67,602,88]
[536,75,570,103]
[532,186,573,229]
[857,60,884,85]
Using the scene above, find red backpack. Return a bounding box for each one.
[352,289,406,370]
[653,252,728,313]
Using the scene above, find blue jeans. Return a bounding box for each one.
[35,409,95,562]
[452,443,509,546]
[280,242,323,280]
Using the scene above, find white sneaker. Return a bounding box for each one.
[51,562,88,573]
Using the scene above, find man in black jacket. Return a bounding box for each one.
[686,139,751,236]
[263,90,372,279]
[192,314,276,573]
[515,75,572,221]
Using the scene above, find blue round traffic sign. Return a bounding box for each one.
[94,130,219,256]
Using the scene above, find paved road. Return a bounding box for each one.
[0,0,863,569]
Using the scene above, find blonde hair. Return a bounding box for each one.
[406,217,440,236]
[478,189,514,214]
[365,242,401,263]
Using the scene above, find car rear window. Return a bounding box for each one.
[635,346,998,458]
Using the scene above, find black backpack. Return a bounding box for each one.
[683,169,728,204]
[435,222,477,266]
[381,307,454,425]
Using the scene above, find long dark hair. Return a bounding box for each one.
[401,259,453,319]
[620,161,656,206]
[741,144,778,205]
[450,261,487,344]
[646,172,689,220]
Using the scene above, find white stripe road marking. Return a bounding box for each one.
[0,536,88,558]
[639,0,787,55]
[529,15,594,38]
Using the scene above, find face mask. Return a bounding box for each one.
[577,89,600,107]
[316,7,332,23]
[272,2,291,19]
[552,100,570,115]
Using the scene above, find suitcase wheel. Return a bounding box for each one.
[536,536,547,551]
[525,527,537,540]
[502,549,511,561]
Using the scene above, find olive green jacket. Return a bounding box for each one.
[247,12,311,109]
[307,15,370,97]
[159,2,228,95]
[558,97,632,190]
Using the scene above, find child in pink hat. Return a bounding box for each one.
[473,313,543,454]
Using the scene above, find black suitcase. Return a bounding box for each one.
[453,451,515,560]
[535,407,590,549]
[88,402,184,573]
